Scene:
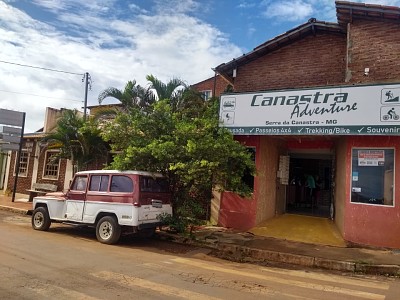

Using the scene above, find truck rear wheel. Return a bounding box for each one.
[32,207,51,231]
[96,216,121,244]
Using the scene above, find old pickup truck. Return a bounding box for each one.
[31,170,172,244]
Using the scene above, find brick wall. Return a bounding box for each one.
[234,32,347,92]
[191,75,232,97]
[7,151,33,193]
[7,140,69,194]
[347,19,400,84]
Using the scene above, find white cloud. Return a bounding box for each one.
[260,0,400,23]
[361,0,400,5]
[154,0,200,14]
[0,1,242,132]
[237,1,256,9]
[261,0,314,22]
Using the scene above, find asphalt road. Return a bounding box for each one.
[0,210,399,300]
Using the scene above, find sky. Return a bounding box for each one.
[1,0,400,132]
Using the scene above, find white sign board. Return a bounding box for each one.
[0,109,24,127]
[1,126,22,135]
[0,143,20,151]
[219,83,400,135]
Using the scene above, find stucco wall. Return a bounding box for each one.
[334,137,348,236]
[255,136,282,223]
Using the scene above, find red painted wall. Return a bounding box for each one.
[344,136,400,248]
[218,136,259,230]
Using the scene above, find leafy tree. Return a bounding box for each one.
[102,92,255,232]
[41,109,109,174]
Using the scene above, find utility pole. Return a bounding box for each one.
[11,112,26,202]
[83,72,92,121]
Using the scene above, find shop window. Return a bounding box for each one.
[43,151,60,180]
[110,175,133,193]
[351,149,394,206]
[89,175,109,192]
[14,151,29,177]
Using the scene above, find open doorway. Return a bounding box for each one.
[286,153,333,218]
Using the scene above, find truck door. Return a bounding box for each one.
[65,175,88,221]
[138,176,172,222]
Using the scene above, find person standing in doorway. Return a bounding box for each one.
[305,174,315,206]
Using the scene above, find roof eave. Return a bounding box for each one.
[215,21,344,77]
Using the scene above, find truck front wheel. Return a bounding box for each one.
[32,207,51,231]
[96,216,121,244]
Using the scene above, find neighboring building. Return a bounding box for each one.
[197,1,400,249]
[3,108,75,195]
[191,74,232,100]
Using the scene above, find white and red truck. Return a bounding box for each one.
[31,170,172,244]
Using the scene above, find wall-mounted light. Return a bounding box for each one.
[364,67,370,76]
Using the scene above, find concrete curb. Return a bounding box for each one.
[216,243,400,277]
[0,205,31,215]
[156,232,400,277]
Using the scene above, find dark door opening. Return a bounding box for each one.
[286,154,332,218]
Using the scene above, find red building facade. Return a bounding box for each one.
[203,1,400,249]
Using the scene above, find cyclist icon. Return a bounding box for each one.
[383,108,399,120]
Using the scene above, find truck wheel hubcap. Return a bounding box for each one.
[99,221,112,240]
[34,212,44,227]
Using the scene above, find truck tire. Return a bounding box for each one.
[96,216,121,244]
[32,207,51,231]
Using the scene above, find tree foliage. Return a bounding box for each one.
[101,86,255,228]
[41,109,109,174]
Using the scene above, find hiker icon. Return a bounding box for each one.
[383,108,400,120]
[382,88,400,103]
[386,91,394,100]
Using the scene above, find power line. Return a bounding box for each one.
[0,60,83,76]
[0,89,82,102]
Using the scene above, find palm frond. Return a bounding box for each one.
[98,88,124,104]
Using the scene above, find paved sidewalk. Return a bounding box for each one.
[0,194,32,215]
[179,227,400,276]
[1,193,399,276]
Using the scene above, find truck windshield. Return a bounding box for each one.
[71,176,88,191]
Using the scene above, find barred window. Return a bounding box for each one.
[201,90,212,101]
[14,151,29,177]
[43,151,60,179]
